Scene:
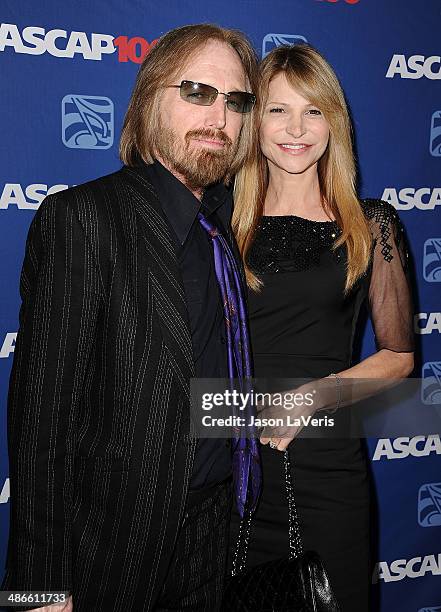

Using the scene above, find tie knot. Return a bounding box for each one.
[197,212,219,237]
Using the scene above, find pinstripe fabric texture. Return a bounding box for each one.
[2,167,201,611]
[156,480,231,611]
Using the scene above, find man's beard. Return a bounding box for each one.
[156,123,239,191]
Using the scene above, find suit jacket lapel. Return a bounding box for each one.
[121,166,195,394]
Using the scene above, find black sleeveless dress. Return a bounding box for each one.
[229,199,414,612]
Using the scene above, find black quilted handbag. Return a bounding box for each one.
[222,450,341,611]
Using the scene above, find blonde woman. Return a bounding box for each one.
[229,44,414,610]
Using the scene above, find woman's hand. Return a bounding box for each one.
[259,349,415,452]
[258,384,320,451]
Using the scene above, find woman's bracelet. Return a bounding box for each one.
[327,372,342,413]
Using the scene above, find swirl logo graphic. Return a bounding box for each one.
[418,483,441,527]
[430,111,441,157]
[422,362,441,405]
[61,94,114,150]
[423,238,441,282]
[262,34,307,59]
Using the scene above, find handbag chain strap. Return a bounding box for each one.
[284,448,304,560]
[231,448,304,576]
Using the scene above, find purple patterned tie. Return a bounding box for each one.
[198,211,261,517]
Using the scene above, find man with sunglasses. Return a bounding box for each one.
[2,23,258,612]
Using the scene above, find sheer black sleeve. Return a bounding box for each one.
[363,199,415,353]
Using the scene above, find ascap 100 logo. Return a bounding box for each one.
[386,54,441,80]
[0,23,158,63]
[418,482,441,527]
[262,34,307,58]
[62,95,114,150]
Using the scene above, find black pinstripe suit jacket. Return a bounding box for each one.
[2,166,208,611]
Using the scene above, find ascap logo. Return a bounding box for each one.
[0,184,68,210]
[386,55,441,80]
[262,34,307,58]
[382,188,441,211]
[0,23,114,60]
[373,553,441,583]
[372,435,441,461]
[62,95,114,150]
[414,313,441,334]
[418,482,441,527]
[430,112,441,157]
[422,362,441,405]
[0,479,9,504]
[0,23,157,64]
[423,239,441,282]
[0,333,16,358]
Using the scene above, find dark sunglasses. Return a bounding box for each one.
[168,80,256,114]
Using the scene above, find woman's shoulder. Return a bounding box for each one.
[359,197,401,225]
[359,198,408,264]
[359,197,405,239]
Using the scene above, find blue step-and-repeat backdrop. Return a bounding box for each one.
[1,1,440,610]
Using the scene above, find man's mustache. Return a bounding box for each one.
[185,129,233,148]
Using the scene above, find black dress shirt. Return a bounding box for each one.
[140,160,232,489]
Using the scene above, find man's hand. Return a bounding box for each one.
[24,595,73,612]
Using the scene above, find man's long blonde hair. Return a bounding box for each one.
[232,43,372,293]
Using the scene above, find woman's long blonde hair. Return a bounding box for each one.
[232,43,372,293]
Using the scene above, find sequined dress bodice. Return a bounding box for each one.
[247,216,361,378]
[248,215,344,274]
